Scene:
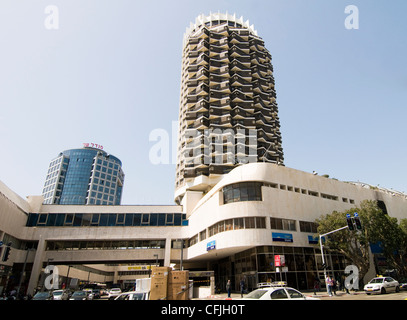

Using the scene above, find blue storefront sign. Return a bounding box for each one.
[207,240,216,251]
[272,232,293,243]
[307,235,319,244]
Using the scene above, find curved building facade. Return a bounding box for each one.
[175,13,284,203]
[182,163,407,290]
[42,146,124,205]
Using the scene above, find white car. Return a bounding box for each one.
[114,291,150,300]
[108,288,122,300]
[52,289,69,300]
[364,277,400,295]
[240,287,319,300]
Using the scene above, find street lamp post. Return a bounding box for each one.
[319,225,348,295]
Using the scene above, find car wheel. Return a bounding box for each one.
[381,287,386,294]
[396,286,400,293]
[366,292,371,295]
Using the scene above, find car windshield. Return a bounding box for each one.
[35,292,50,298]
[73,291,86,296]
[245,289,268,299]
[369,278,384,284]
[53,291,62,296]
[132,293,146,300]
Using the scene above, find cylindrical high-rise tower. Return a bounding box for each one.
[42,145,125,205]
[175,13,283,203]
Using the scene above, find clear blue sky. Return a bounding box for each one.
[1,0,406,205]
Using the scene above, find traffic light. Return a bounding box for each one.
[346,214,354,231]
[2,246,11,262]
[353,213,362,230]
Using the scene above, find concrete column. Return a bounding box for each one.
[113,270,118,284]
[27,235,46,295]
[164,238,172,266]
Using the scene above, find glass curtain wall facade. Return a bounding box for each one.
[42,147,124,205]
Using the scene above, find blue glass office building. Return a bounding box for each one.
[42,147,125,205]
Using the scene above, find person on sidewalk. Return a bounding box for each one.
[313,278,320,295]
[226,280,231,298]
[326,275,333,297]
[240,278,245,298]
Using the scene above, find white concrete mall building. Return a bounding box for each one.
[1,163,407,295]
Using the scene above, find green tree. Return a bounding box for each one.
[316,200,405,281]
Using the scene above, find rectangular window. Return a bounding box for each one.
[245,217,256,229]
[124,214,133,226]
[65,214,74,226]
[158,213,166,226]
[91,214,100,226]
[256,217,266,229]
[46,214,56,226]
[234,218,244,230]
[99,214,108,226]
[225,219,233,231]
[81,214,91,226]
[107,214,116,226]
[73,214,83,226]
[133,214,141,226]
[222,182,262,204]
[199,230,207,241]
[299,221,318,233]
[150,214,158,226]
[38,214,48,225]
[27,213,39,227]
[270,217,296,231]
[166,214,173,225]
[141,214,150,226]
[174,214,181,225]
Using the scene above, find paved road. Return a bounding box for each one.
[319,291,407,300]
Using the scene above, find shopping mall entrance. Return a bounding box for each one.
[212,245,350,292]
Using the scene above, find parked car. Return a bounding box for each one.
[364,277,400,295]
[108,288,122,300]
[240,287,319,300]
[32,291,52,300]
[52,289,69,300]
[92,289,101,299]
[69,290,92,300]
[114,291,150,300]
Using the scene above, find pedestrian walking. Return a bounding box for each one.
[313,278,320,295]
[332,277,337,295]
[240,278,245,298]
[226,280,231,298]
[326,275,333,297]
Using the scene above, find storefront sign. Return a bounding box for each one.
[272,232,293,243]
[207,240,216,251]
[308,235,319,244]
